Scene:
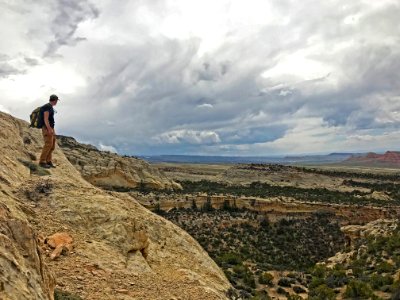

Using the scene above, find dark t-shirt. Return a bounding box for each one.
[40,103,55,128]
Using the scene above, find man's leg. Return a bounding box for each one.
[39,128,53,164]
[46,134,56,163]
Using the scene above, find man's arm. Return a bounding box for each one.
[43,111,54,135]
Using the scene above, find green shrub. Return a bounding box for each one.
[309,277,325,289]
[278,277,292,287]
[326,269,348,288]
[312,265,327,278]
[293,285,306,294]
[243,272,256,289]
[220,253,242,265]
[309,284,336,300]
[344,280,374,299]
[276,287,288,296]
[258,272,274,285]
[370,274,394,289]
[287,295,303,300]
[232,264,246,278]
[376,261,394,274]
[251,292,271,300]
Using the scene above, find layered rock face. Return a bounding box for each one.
[0,113,55,300]
[0,206,55,300]
[57,135,182,191]
[136,193,398,225]
[0,112,230,299]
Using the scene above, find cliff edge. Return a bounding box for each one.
[0,111,230,300]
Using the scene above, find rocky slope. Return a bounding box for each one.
[0,112,230,300]
[57,135,182,191]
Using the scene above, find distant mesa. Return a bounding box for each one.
[282,153,354,164]
[345,151,400,167]
[143,153,354,164]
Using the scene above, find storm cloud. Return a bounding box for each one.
[0,0,399,155]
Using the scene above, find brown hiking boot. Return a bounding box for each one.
[39,162,51,169]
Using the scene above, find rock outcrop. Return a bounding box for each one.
[0,112,230,299]
[43,232,74,260]
[326,219,398,267]
[341,219,398,240]
[57,135,182,191]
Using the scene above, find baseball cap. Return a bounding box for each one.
[49,94,59,101]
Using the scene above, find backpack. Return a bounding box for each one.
[29,106,43,128]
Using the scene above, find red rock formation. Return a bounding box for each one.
[365,152,381,159]
[345,151,400,167]
[380,151,400,163]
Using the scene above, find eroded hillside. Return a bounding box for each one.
[0,112,230,300]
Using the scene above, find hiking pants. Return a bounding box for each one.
[39,128,56,164]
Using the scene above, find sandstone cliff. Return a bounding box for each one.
[0,112,230,300]
[57,135,182,191]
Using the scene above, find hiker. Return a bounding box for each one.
[39,94,59,169]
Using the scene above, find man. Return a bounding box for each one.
[39,94,59,168]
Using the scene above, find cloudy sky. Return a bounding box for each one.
[0,0,399,155]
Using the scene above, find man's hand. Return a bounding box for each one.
[43,111,53,135]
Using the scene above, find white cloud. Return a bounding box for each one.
[98,143,117,153]
[155,130,221,145]
[279,90,292,97]
[262,48,332,82]
[0,104,10,114]
[196,103,213,109]
[0,0,399,155]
